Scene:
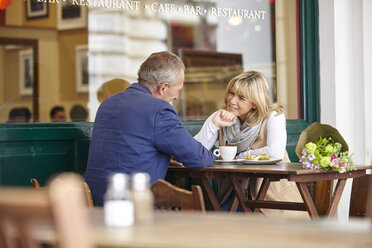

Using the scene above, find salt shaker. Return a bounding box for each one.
[131,172,154,224]
[104,173,134,227]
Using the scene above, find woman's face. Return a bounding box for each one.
[226,90,256,121]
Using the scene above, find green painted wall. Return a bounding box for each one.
[0,123,92,186]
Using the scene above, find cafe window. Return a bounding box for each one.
[0,0,299,123]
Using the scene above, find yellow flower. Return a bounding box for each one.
[305,142,317,154]
[320,156,331,168]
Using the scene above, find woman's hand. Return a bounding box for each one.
[236,150,250,159]
[212,109,236,128]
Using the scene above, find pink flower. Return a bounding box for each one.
[331,154,338,160]
[331,158,339,167]
[340,162,347,168]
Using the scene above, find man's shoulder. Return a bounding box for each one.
[101,83,175,117]
[139,93,172,112]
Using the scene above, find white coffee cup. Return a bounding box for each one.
[213,146,237,160]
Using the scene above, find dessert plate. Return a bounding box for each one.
[241,158,282,165]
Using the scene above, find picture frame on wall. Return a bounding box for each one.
[26,0,48,19]
[19,49,34,96]
[58,0,87,30]
[76,45,89,93]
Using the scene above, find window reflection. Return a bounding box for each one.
[175,49,243,121]
[0,0,299,123]
[87,0,276,121]
[0,43,34,123]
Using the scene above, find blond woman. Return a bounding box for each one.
[195,71,309,219]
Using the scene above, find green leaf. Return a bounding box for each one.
[316,137,323,146]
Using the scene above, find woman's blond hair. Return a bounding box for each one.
[224,71,284,126]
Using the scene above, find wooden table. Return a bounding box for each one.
[167,163,372,219]
[34,208,372,248]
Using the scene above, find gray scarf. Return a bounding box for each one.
[222,119,263,154]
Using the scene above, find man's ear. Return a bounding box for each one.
[157,82,168,96]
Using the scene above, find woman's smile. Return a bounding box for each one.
[226,91,256,121]
[227,104,238,112]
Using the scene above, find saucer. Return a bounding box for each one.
[215,159,244,164]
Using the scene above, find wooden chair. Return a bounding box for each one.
[0,173,92,248]
[30,178,94,208]
[151,179,206,212]
[349,175,372,218]
[82,182,94,208]
[295,123,345,216]
[306,181,333,216]
[30,178,40,188]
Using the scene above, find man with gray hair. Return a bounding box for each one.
[85,51,216,206]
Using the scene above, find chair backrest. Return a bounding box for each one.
[82,182,94,208]
[151,179,206,212]
[349,175,372,218]
[30,178,94,208]
[368,176,372,219]
[30,178,41,188]
[309,181,333,216]
[1,173,92,248]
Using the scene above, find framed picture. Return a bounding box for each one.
[26,0,48,19]
[19,49,34,96]
[57,0,87,30]
[76,45,89,93]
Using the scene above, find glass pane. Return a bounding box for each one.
[0,0,299,123]
[0,43,34,123]
[174,50,243,121]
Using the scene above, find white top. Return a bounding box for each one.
[194,111,287,159]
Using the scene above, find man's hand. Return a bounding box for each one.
[212,109,236,128]
[170,158,183,167]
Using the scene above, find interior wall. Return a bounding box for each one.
[3,50,20,102]
[23,2,57,28]
[5,0,22,26]
[58,29,89,120]
[6,0,57,28]
[59,29,88,102]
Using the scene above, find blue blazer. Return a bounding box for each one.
[85,83,216,206]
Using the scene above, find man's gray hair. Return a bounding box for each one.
[137,51,185,90]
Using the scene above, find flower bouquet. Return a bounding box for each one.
[300,137,355,173]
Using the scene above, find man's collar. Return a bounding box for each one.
[131,83,152,95]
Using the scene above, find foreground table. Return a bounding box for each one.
[167,162,372,218]
[34,208,372,248]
